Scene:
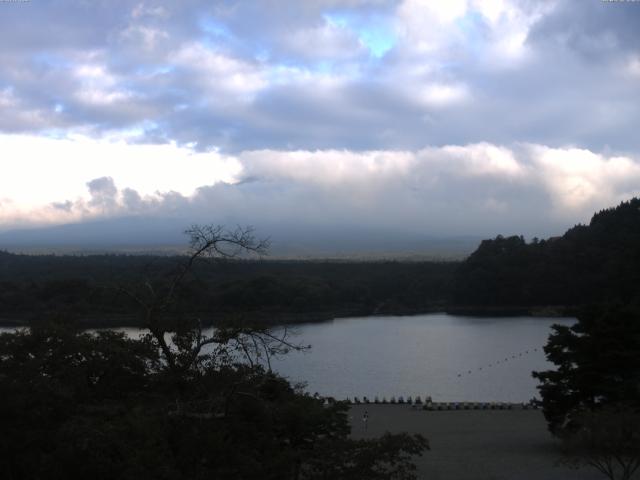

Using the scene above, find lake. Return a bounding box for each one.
[1,313,575,403]
[268,313,574,403]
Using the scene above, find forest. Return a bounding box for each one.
[0,253,456,326]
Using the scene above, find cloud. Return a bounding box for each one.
[173,43,267,103]
[527,145,640,211]
[87,176,118,211]
[276,16,367,61]
[528,0,640,58]
[0,0,637,154]
[0,0,639,247]
[0,133,242,209]
[3,141,638,239]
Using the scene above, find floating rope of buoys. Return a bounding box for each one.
[455,345,545,378]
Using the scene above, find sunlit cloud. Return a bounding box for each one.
[2,133,639,238]
[528,145,640,211]
[0,134,241,210]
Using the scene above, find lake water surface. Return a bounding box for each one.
[1,313,575,403]
[267,313,574,403]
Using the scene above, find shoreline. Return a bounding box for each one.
[0,305,577,328]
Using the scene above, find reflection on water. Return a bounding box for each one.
[0,313,575,402]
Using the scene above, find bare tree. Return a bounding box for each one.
[120,225,305,374]
[561,405,640,480]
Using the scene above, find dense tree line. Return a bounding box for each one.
[0,252,455,326]
[452,198,640,310]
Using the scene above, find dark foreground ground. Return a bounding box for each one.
[349,405,611,480]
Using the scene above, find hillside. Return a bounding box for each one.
[452,198,640,310]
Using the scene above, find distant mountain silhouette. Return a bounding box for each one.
[0,216,186,250]
[452,198,640,309]
[0,216,480,259]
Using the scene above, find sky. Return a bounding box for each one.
[1,0,639,249]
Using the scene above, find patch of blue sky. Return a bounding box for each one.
[135,65,175,77]
[323,12,396,59]
[314,61,334,74]
[358,27,396,58]
[199,16,233,39]
[120,120,161,139]
[197,20,243,58]
[41,128,69,140]
[324,13,349,29]
[268,59,349,85]
[455,10,485,50]
[32,52,70,69]
[254,47,271,63]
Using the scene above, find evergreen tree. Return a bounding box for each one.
[533,305,640,435]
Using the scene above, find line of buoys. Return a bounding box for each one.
[419,401,539,411]
[454,346,543,378]
[347,395,431,406]
[344,397,540,410]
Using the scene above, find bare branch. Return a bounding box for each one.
[159,225,269,313]
[117,285,150,311]
[117,223,310,381]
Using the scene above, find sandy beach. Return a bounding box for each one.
[349,405,608,480]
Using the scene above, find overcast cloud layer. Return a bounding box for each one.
[1,0,639,246]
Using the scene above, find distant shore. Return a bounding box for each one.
[349,404,601,480]
[444,305,575,318]
[0,305,577,329]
